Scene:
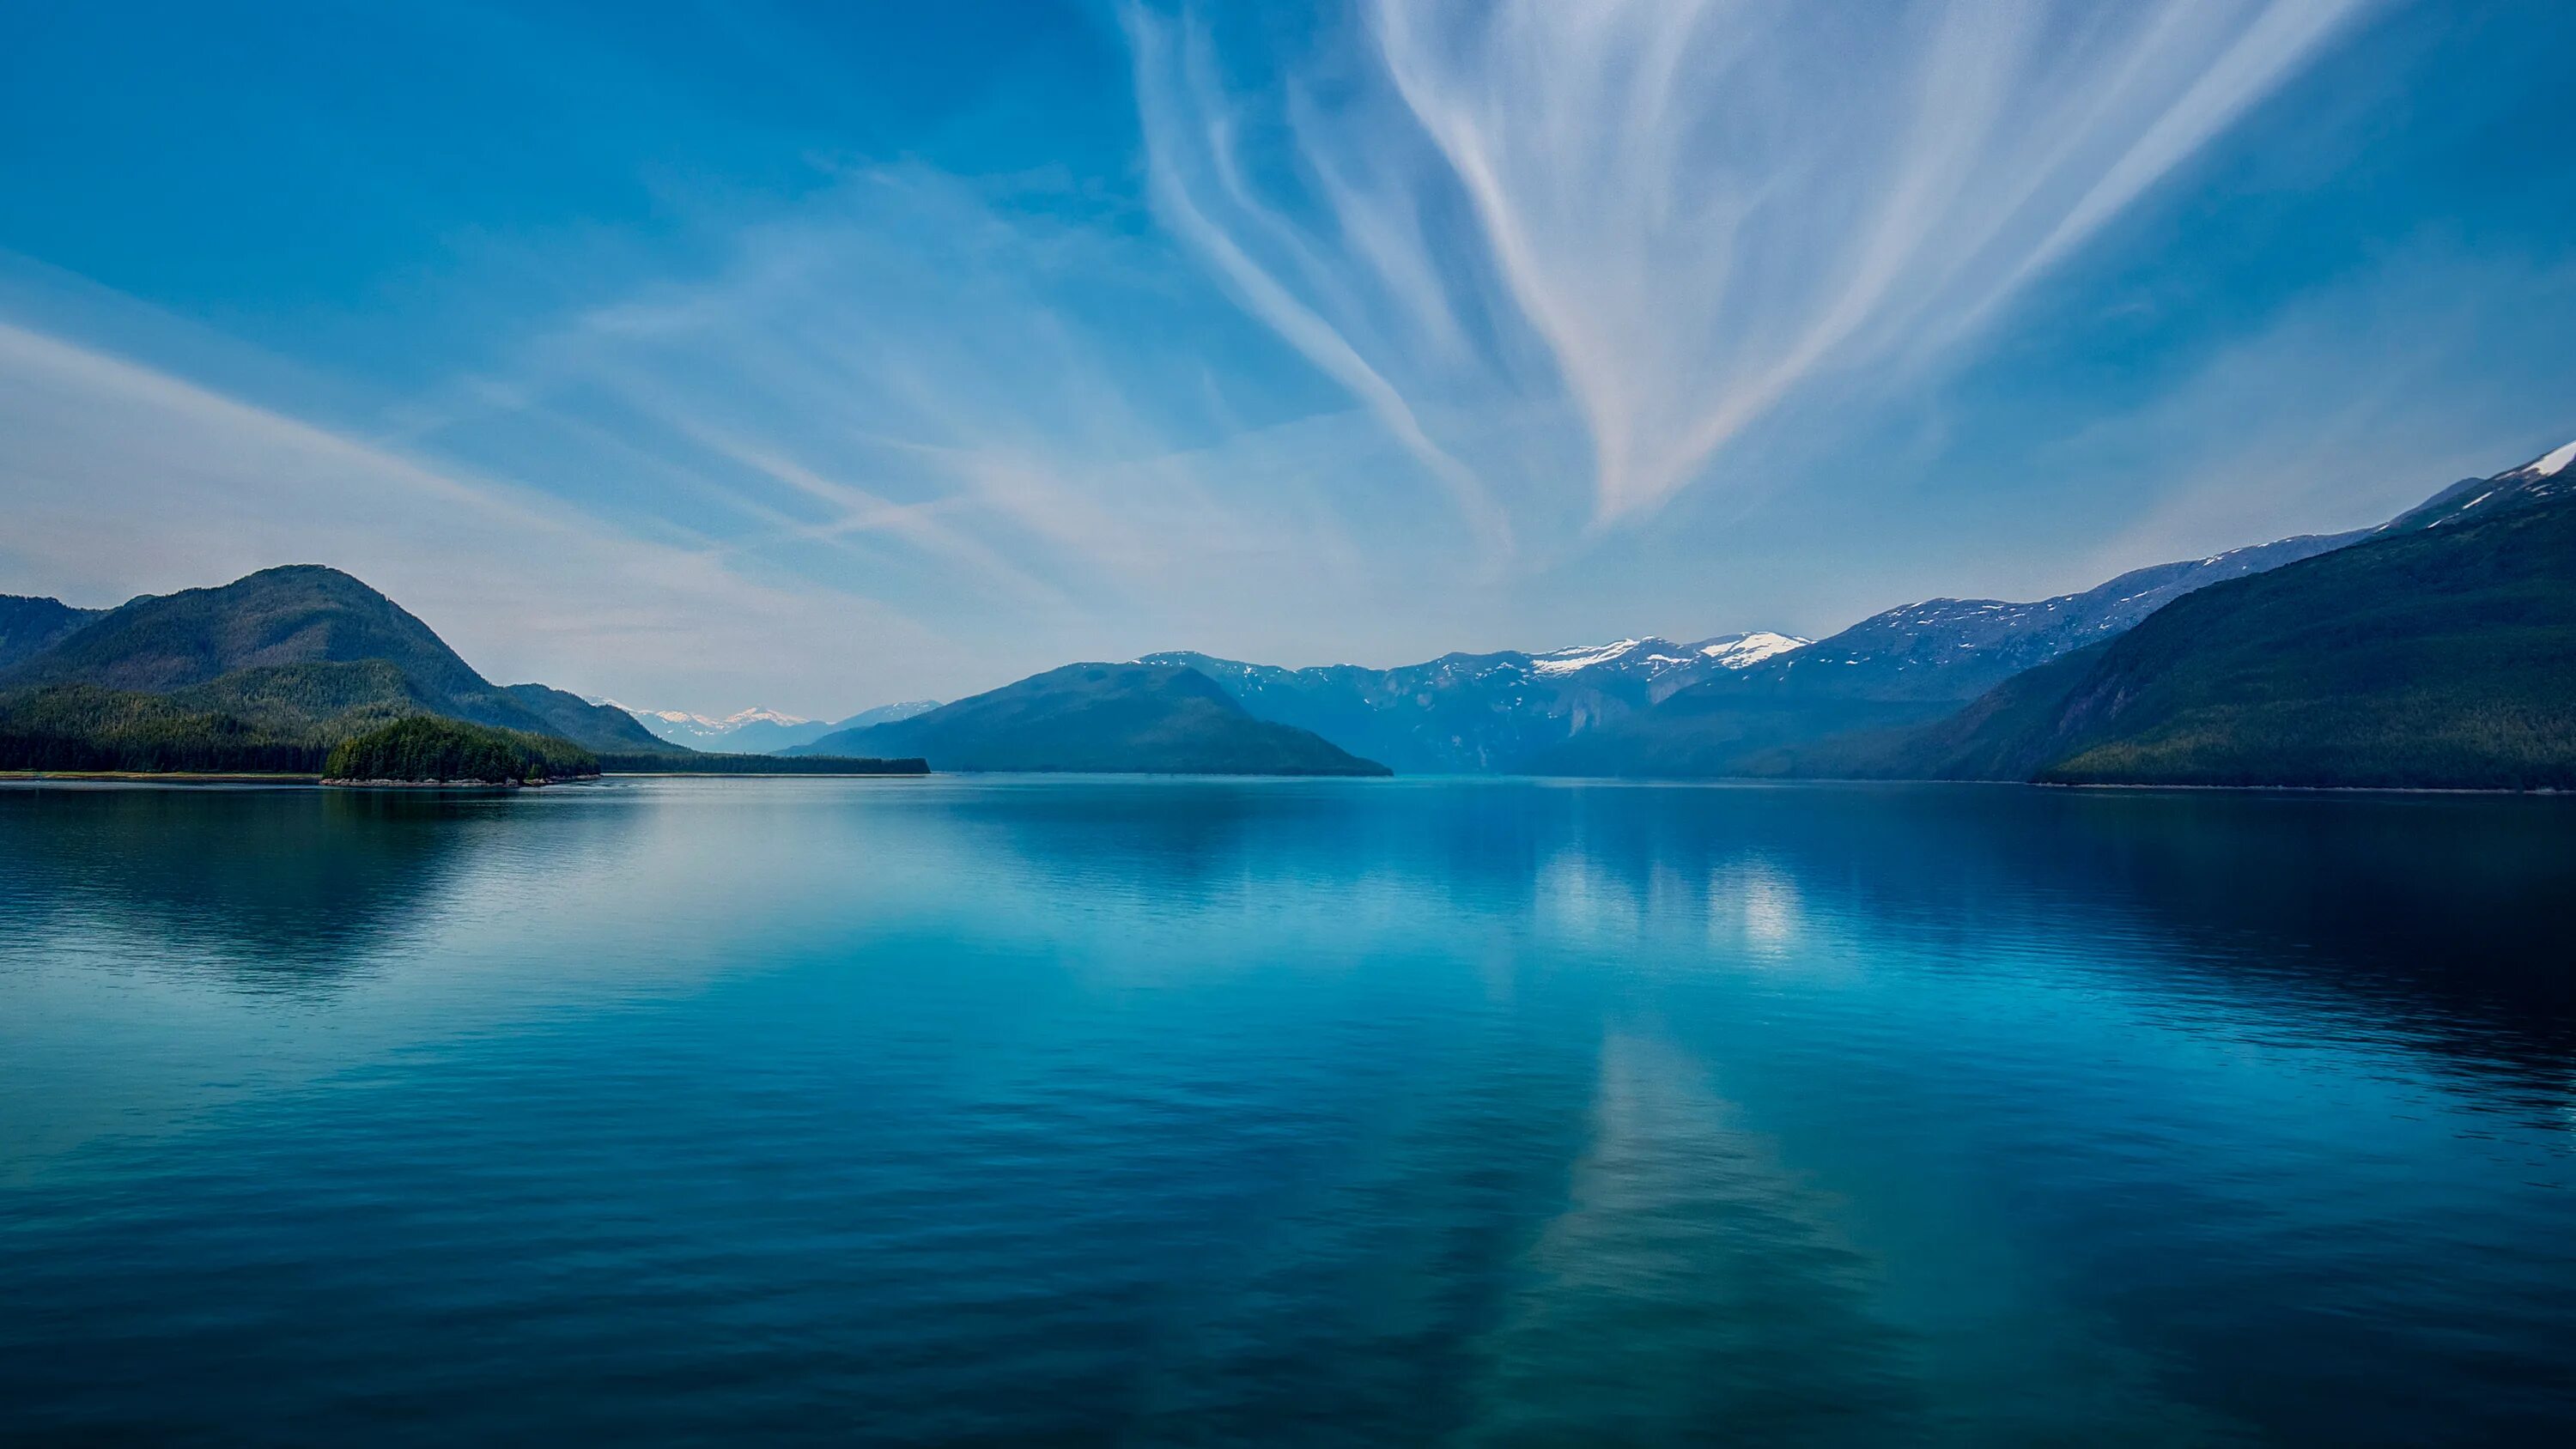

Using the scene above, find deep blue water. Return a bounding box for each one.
[2,776,2571,1446]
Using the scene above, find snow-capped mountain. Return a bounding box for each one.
[1534,433,2576,777]
[1692,631,1808,669]
[1602,436,2576,722]
[606,703,814,732]
[1526,633,1803,679]
[829,700,943,733]
[593,700,939,755]
[2504,435,2576,481]
[1143,628,1810,773]
[2382,434,2576,531]
[1735,528,2366,703]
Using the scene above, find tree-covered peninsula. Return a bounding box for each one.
[322,717,598,785]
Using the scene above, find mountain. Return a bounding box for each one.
[791,663,1389,775]
[1861,474,2576,788]
[830,699,943,731]
[500,683,677,754]
[1143,632,1808,773]
[1532,520,2385,777]
[1161,513,2369,780]
[1715,435,2576,787]
[0,595,107,670]
[1741,530,2366,700]
[1,564,686,767]
[603,700,939,754]
[609,702,830,753]
[2379,436,2576,530]
[1155,512,2355,780]
[3,565,550,726]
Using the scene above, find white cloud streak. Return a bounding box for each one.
[402,167,1511,658]
[0,318,957,712]
[1128,0,2377,523]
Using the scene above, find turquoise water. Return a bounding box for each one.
[2,777,2571,1445]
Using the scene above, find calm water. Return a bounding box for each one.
[2,778,2571,1446]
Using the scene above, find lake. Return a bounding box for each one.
[2,777,2570,1445]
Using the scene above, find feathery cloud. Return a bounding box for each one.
[1129,0,2376,523]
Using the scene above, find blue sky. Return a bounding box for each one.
[2,0,2571,714]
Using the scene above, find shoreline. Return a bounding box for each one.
[0,770,321,785]
[3,770,2563,796]
[2034,779,2563,797]
[320,777,551,790]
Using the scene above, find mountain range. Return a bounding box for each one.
[6,434,2569,787]
[1801,445,2576,789]
[1152,530,2367,778]
[1160,435,2576,785]
[1140,632,1807,774]
[0,569,1361,778]
[601,699,940,755]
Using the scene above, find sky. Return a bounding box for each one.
[2,0,2572,716]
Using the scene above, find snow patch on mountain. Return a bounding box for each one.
[1530,640,1645,676]
[591,700,816,729]
[2506,436,2576,479]
[1692,631,1808,667]
[1525,634,1805,678]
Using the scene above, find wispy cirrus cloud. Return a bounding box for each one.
[413,166,1431,641]
[1127,0,2378,524]
[18,0,2564,706]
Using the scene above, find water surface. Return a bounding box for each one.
[3,777,2571,1444]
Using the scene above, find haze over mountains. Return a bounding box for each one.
[602,700,941,755]
[1140,633,1806,775]
[1157,436,2576,786]
[5,434,2571,785]
[1790,462,2576,789]
[793,664,1388,776]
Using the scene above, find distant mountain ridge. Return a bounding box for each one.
[2376,436,2576,531]
[602,698,940,754]
[1142,632,1811,773]
[1135,433,2572,785]
[1576,433,2576,785]
[1739,530,2369,700]
[11,433,2566,787]
[1779,477,2576,788]
[1150,519,2364,778]
[501,683,672,753]
[793,663,1388,775]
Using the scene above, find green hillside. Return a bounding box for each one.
[1722,645,2118,781]
[1852,494,2576,789]
[0,566,696,770]
[1,566,530,719]
[3,661,451,773]
[0,595,106,670]
[1527,689,1956,779]
[0,683,330,773]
